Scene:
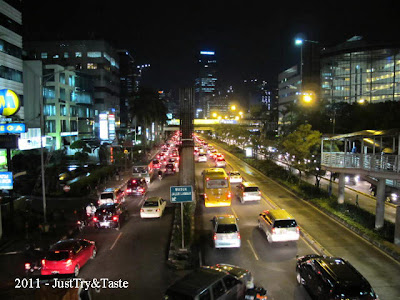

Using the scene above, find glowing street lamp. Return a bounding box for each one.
[230,105,236,111]
[212,112,218,118]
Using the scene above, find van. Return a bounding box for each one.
[98,188,125,205]
[258,209,300,243]
[237,182,261,203]
[164,266,246,300]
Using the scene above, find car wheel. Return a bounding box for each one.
[91,248,97,259]
[74,265,80,277]
[296,271,304,285]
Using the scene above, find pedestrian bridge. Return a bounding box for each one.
[321,129,400,231]
[163,119,263,132]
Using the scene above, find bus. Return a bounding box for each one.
[202,168,231,207]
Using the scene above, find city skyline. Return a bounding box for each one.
[22,0,399,91]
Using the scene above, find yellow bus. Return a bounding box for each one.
[202,168,231,207]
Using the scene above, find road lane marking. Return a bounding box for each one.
[247,239,259,261]
[230,206,238,219]
[110,232,122,250]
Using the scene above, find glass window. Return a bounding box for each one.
[59,73,65,84]
[87,63,97,69]
[75,52,82,57]
[212,280,226,298]
[60,105,67,116]
[64,52,69,58]
[45,120,56,133]
[70,120,77,131]
[43,86,55,99]
[41,52,47,59]
[87,51,102,58]
[44,104,56,116]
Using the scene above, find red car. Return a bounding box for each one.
[41,239,96,277]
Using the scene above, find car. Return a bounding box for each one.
[212,215,241,248]
[164,266,246,300]
[258,209,300,243]
[140,197,167,218]
[215,158,226,168]
[228,171,243,183]
[197,153,207,162]
[152,159,161,169]
[41,239,96,277]
[98,188,125,205]
[209,263,254,287]
[168,157,179,168]
[125,177,147,195]
[93,203,128,230]
[237,182,261,203]
[164,163,176,175]
[296,254,378,300]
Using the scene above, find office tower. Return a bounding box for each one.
[194,50,217,118]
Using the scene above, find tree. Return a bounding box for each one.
[279,124,322,179]
[70,140,91,164]
[129,87,167,152]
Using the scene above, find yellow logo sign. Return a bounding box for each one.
[0,89,20,116]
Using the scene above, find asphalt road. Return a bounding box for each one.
[196,142,400,300]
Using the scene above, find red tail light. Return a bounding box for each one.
[140,209,144,212]
[41,259,46,266]
[237,232,241,239]
[296,226,300,234]
[204,193,208,199]
[25,263,31,270]
[227,192,232,199]
[112,215,119,221]
[114,199,117,203]
[213,233,217,240]
[155,209,160,212]
[272,228,276,234]
[93,217,98,222]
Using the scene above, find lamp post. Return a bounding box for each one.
[294,37,319,92]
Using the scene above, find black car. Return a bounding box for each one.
[125,177,147,195]
[93,203,128,230]
[296,254,378,300]
[164,163,176,175]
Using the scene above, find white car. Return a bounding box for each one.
[229,171,242,183]
[212,215,241,248]
[215,158,226,168]
[197,153,207,162]
[140,197,167,218]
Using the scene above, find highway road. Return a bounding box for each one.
[195,141,400,300]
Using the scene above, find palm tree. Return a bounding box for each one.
[129,87,167,153]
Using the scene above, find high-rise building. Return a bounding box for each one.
[24,40,120,139]
[195,50,217,118]
[0,0,23,120]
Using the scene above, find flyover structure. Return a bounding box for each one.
[321,129,400,244]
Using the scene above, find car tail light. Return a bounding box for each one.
[296,226,300,234]
[41,259,46,266]
[112,215,119,221]
[126,189,131,192]
[155,209,160,212]
[237,232,241,239]
[138,188,144,192]
[140,209,144,212]
[25,263,31,270]
[114,199,117,203]
[204,193,208,199]
[213,233,217,240]
[227,192,232,199]
[272,228,276,235]
[259,191,262,195]
[93,217,98,222]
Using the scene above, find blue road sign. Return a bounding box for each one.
[170,185,193,203]
[0,172,13,190]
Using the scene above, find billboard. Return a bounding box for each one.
[99,113,108,140]
[0,89,21,116]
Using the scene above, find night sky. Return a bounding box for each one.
[22,0,399,91]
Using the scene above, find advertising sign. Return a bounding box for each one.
[0,123,26,134]
[0,89,21,116]
[0,172,13,190]
[99,113,108,140]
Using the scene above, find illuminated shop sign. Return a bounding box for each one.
[0,123,26,134]
[0,89,21,116]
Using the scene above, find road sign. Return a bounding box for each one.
[170,185,193,203]
[63,185,71,192]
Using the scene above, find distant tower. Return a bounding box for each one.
[194,51,217,118]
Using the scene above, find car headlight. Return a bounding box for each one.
[391,193,398,201]
[345,176,349,183]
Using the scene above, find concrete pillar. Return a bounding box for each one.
[179,146,195,187]
[338,173,345,204]
[395,206,400,245]
[375,178,386,230]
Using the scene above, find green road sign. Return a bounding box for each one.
[170,185,193,203]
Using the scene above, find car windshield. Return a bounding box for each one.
[46,251,69,261]
[143,201,159,207]
[100,192,113,199]
[166,164,174,168]
[216,224,238,234]
[244,187,259,192]
[274,220,297,228]
[230,172,240,176]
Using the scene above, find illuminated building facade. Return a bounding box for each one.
[321,37,400,104]
[195,50,217,118]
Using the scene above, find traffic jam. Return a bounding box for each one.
[20,131,379,300]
